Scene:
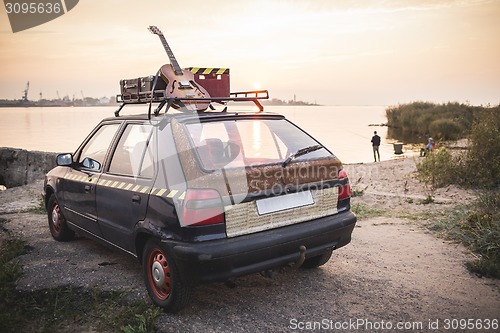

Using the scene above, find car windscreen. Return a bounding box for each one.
[185,118,331,170]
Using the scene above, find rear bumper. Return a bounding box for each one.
[167,211,356,284]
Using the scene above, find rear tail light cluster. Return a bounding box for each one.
[182,189,224,227]
[337,169,351,200]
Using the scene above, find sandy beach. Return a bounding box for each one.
[345,154,471,213]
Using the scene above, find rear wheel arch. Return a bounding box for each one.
[134,223,179,262]
[135,232,152,263]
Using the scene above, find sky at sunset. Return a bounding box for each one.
[0,0,499,106]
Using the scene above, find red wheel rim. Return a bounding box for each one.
[147,248,171,301]
[51,202,62,233]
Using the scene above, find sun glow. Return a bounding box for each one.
[252,120,261,153]
[252,82,261,90]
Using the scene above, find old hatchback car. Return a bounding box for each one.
[43,101,356,311]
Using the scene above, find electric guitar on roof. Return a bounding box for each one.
[148,25,210,111]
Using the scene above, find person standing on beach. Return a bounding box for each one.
[371,131,381,162]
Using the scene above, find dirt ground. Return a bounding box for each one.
[1,156,499,332]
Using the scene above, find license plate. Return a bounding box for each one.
[256,191,314,215]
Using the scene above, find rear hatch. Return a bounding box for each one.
[172,114,350,237]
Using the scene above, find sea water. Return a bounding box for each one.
[0,105,399,164]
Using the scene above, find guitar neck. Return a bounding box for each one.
[157,35,183,75]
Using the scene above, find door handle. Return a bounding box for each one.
[84,185,91,193]
[132,195,141,203]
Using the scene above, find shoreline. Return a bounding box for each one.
[0,150,470,214]
[0,144,421,187]
[0,144,458,193]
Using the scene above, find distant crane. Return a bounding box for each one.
[22,81,29,102]
[56,90,61,100]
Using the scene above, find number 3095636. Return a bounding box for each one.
[5,2,61,14]
[443,318,498,330]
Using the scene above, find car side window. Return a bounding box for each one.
[109,124,154,178]
[79,124,120,171]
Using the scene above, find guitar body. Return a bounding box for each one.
[159,64,210,112]
[149,25,211,112]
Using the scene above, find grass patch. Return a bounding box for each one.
[465,259,499,279]
[421,193,500,278]
[0,239,27,297]
[0,286,161,333]
[351,203,386,220]
[0,225,161,333]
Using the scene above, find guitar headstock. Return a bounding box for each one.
[148,25,162,36]
[148,25,182,74]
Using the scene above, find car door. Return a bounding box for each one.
[96,123,155,252]
[62,123,121,236]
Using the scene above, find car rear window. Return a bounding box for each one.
[185,118,331,170]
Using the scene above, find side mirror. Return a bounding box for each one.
[56,153,73,166]
[81,157,101,171]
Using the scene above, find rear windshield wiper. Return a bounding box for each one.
[282,144,324,168]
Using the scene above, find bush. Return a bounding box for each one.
[468,110,500,188]
[417,108,499,189]
[428,119,463,140]
[416,148,462,188]
[415,109,500,278]
[386,102,495,141]
[461,192,500,278]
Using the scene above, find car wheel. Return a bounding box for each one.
[301,250,333,269]
[142,239,191,312]
[47,194,75,241]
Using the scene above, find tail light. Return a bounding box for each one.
[338,169,351,200]
[182,189,224,226]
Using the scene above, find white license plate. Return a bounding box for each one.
[256,191,314,215]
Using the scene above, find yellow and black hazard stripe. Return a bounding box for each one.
[150,188,186,200]
[65,173,99,184]
[62,174,185,200]
[187,67,229,75]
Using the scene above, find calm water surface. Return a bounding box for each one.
[0,105,397,164]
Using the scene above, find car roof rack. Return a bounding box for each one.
[115,90,269,118]
[114,68,269,119]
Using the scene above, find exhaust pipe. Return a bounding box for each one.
[289,245,307,270]
[261,245,308,278]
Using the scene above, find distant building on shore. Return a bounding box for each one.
[263,97,320,106]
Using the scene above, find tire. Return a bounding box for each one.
[301,250,333,269]
[142,238,191,312]
[47,194,75,241]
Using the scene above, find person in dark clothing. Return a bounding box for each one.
[371,131,381,162]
